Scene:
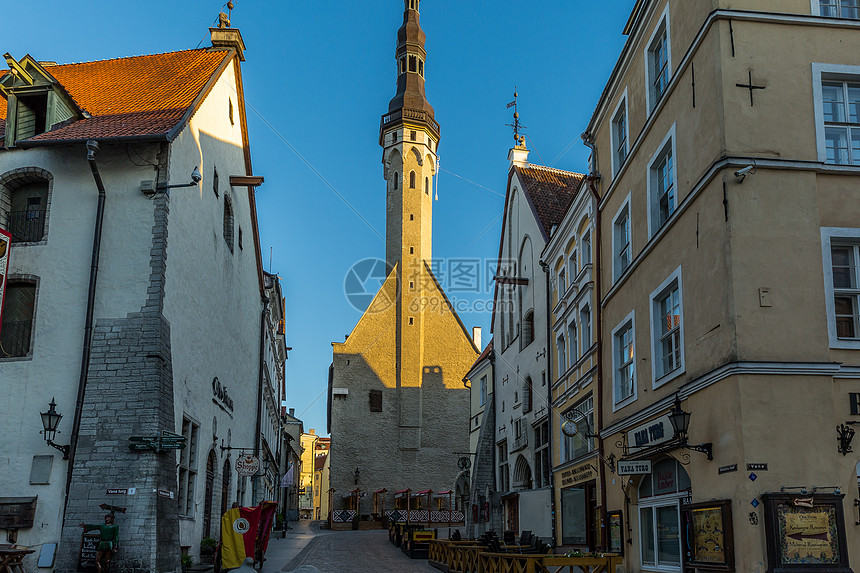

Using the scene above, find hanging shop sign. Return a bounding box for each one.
[617,460,652,476]
[0,229,10,339]
[762,493,852,572]
[559,461,597,487]
[626,414,673,453]
[236,454,260,476]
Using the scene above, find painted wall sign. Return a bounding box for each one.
[236,454,260,477]
[618,460,652,475]
[626,414,673,453]
[719,464,738,475]
[559,461,596,487]
[747,463,768,471]
[850,393,860,416]
[0,229,10,340]
[212,377,234,412]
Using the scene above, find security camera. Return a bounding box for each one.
[191,166,202,184]
[734,164,756,179]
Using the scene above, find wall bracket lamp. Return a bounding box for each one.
[40,398,70,460]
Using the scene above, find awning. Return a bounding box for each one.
[435,490,453,496]
[394,489,411,498]
[412,489,432,497]
[374,488,388,494]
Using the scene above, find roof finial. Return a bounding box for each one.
[218,1,234,28]
[506,88,526,146]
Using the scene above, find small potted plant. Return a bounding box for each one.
[200,537,217,558]
[180,554,194,572]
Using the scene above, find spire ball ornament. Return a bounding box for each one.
[227,1,234,9]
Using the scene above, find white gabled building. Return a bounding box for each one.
[491,140,584,542]
[0,22,274,572]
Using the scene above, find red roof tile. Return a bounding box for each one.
[3,49,228,143]
[515,165,586,239]
[314,454,328,472]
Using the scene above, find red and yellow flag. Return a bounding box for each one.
[219,502,278,570]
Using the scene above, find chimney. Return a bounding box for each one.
[210,25,247,62]
[309,429,316,435]
[508,137,529,169]
[472,327,482,351]
[289,408,295,417]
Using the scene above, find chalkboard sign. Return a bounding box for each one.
[77,533,99,572]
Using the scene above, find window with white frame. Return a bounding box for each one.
[639,458,691,570]
[821,228,860,348]
[581,231,592,266]
[557,333,567,374]
[580,305,592,353]
[822,79,860,165]
[611,94,629,175]
[650,267,684,385]
[613,196,632,281]
[648,125,677,236]
[645,6,671,112]
[612,312,636,409]
[178,416,200,517]
[567,321,578,369]
[534,422,550,488]
[818,0,860,18]
[562,395,594,462]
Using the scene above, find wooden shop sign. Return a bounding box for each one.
[0,497,36,529]
[560,461,596,487]
[236,454,260,476]
[617,460,651,475]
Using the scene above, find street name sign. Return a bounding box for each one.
[617,460,652,475]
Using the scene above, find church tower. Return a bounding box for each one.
[328,0,478,527]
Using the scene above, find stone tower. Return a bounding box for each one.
[328,0,478,525]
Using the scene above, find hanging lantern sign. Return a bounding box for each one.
[0,229,10,339]
[236,454,260,477]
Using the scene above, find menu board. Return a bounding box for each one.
[682,500,734,571]
[77,533,99,572]
[607,511,623,555]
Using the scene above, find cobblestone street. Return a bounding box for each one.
[269,522,436,573]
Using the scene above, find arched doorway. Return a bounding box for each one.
[637,458,691,570]
[512,454,533,490]
[203,450,217,538]
[221,458,232,516]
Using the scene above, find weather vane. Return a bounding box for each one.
[506,87,526,145]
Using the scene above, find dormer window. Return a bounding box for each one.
[15,92,49,140]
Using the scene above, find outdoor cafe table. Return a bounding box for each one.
[0,547,34,573]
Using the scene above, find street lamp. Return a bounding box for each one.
[668,395,712,461]
[40,398,70,459]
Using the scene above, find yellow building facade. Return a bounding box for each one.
[299,430,318,519]
[582,1,860,570]
[327,0,477,526]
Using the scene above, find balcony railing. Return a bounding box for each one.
[0,320,32,358]
[7,209,46,242]
[380,108,441,136]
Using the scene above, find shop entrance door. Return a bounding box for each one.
[505,496,519,533]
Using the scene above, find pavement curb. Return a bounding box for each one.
[280,534,323,572]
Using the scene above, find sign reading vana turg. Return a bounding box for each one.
[236,454,260,476]
[0,229,10,339]
[626,414,673,453]
[617,460,652,475]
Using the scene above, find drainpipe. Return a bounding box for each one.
[540,260,556,550]
[64,141,107,512]
[582,134,608,550]
[253,295,270,504]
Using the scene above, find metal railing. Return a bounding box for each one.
[7,209,46,242]
[0,320,32,357]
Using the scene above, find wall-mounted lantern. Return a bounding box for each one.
[668,396,713,461]
[40,398,70,459]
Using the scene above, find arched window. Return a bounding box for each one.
[410,171,416,189]
[418,60,424,77]
[221,458,231,515]
[522,310,534,347]
[223,196,234,253]
[1,168,51,243]
[425,177,430,195]
[512,454,532,489]
[203,450,217,537]
[409,55,417,73]
[394,173,399,191]
[0,279,36,358]
[638,458,690,569]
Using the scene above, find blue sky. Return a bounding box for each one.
[14,1,636,435]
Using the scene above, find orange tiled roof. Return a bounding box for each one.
[515,165,586,239]
[1,49,229,144]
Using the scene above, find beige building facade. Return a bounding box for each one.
[582,1,860,571]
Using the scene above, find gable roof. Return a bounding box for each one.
[514,165,585,240]
[1,49,230,145]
